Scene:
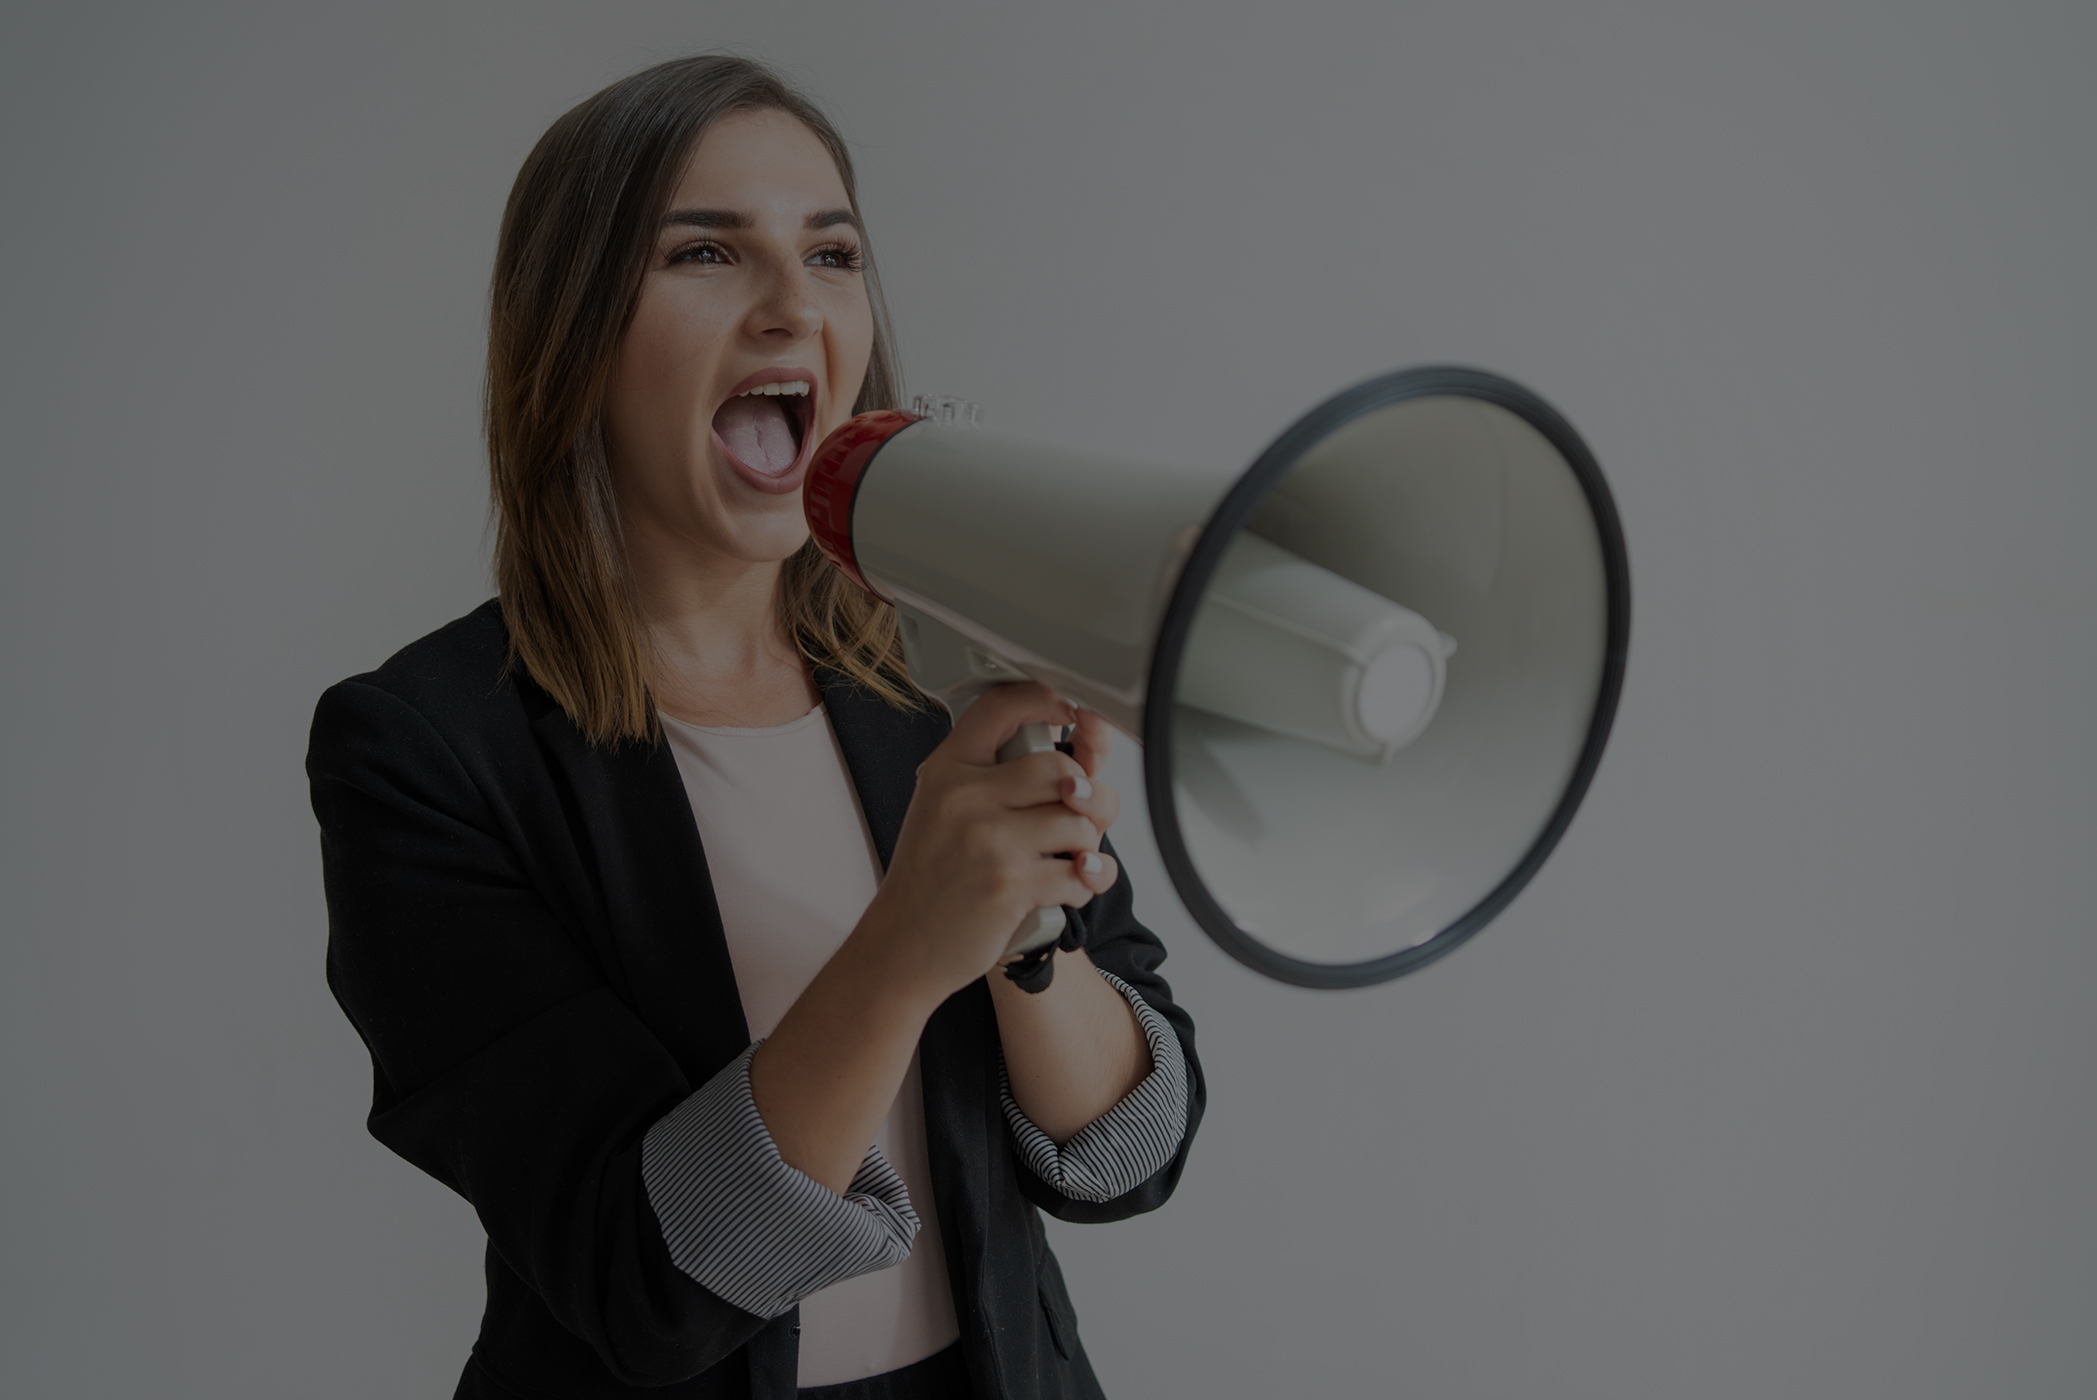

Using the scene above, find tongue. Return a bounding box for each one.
[715,395,799,475]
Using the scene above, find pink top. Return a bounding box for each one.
[659,706,960,1388]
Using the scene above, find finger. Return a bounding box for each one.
[1027,848,1119,910]
[1072,847,1120,896]
[1009,807,1103,860]
[944,682,1076,768]
[983,758,1119,837]
[1067,708,1115,779]
[1063,771,1120,835]
[981,749,1090,809]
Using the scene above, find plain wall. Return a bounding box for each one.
[4,3,2092,1395]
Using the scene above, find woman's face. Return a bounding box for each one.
[604,108,875,569]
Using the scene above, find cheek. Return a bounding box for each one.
[615,293,728,429]
[827,297,877,420]
[605,314,732,516]
[606,340,668,455]
[624,308,708,404]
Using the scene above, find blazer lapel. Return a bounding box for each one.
[819,676,1001,1302]
[816,670,948,868]
[521,683,752,1085]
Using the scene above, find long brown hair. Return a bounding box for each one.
[487,55,919,745]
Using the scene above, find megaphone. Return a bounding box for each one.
[804,367,1629,988]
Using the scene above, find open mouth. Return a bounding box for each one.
[712,378,815,485]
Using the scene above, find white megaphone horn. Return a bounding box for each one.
[804,367,1630,988]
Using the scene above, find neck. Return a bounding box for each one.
[621,510,819,728]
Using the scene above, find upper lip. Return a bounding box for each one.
[724,365,819,399]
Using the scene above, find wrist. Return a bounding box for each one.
[834,900,959,1021]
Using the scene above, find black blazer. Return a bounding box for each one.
[306,601,1204,1400]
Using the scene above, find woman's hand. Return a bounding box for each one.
[749,682,1124,1193]
[853,682,1122,1004]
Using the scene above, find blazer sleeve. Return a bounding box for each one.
[308,679,762,1386]
[1008,834,1207,1224]
[998,967,1190,1201]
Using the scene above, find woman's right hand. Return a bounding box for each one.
[850,682,1123,1004]
[752,681,1123,1193]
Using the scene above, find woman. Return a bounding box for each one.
[306,54,1202,1400]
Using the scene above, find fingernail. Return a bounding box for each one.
[1070,775,1093,801]
[1080,852,1104,875]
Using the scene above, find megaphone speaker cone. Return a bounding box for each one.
[1145,368,1629,988]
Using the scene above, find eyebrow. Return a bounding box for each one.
[661,207,861,232]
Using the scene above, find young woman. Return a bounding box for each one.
[306,55,1202,1400]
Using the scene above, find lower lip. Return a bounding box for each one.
[712,404,817,496]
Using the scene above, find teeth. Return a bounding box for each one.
[738,380,811,398]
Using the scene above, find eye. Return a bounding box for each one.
[666,240,730,267]
[808,242,864,272]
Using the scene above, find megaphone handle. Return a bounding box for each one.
[993,720,1059,764]
[996,722,1070,961]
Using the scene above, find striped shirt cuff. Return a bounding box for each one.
[999,968,1191,1204]
[642,1044,919,1319]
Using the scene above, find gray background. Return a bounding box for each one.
[4,2,2092,1395]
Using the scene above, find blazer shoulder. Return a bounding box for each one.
[357,598,511,701]
[331,596,521,708]
[309,599,539,767]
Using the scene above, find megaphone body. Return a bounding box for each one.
[805,368,1629,988]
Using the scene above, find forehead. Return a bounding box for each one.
[669,108,850,214]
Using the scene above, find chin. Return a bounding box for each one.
[723,512,815,568]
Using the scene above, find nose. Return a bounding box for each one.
[743,258,822,345]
